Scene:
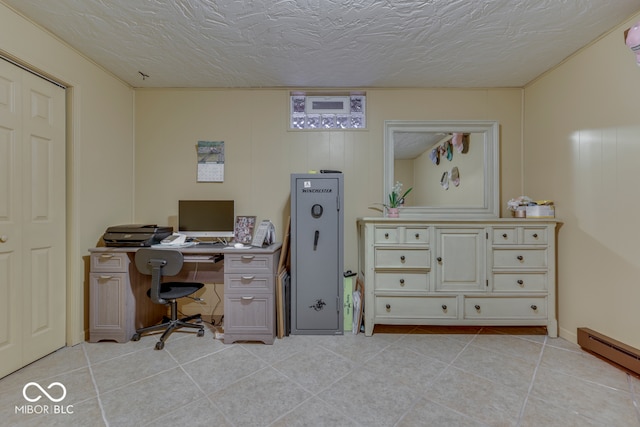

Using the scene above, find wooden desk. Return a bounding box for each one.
[88,244,281,344]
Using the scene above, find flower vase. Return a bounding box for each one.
[387,207,399,218]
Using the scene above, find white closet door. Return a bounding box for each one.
[0,59,66,378]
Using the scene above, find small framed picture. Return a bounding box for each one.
[234,216,256,244]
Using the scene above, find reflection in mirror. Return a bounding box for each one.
[384,120,499,218]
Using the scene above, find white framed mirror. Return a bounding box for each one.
[384,120,500,219]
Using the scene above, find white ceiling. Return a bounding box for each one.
[4,0,639,88]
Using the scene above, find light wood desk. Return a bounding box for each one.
[88,243,281,344]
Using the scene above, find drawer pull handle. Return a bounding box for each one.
[241,296,255,301]
[441,304,447,310]
[400,255,405,262]
[385,233,389,239]
[399,278,405,285]
[99,275,113,280]
[100,254,114,259]
[530,304,538,311]
[517,279,524,286]
[502,233,508,239]
[532,233,538,238]
[385,304,391,311]
[474,304,481,311]
[241,255,255,260]
[242,275,255,280]
[517,255,524,261]
[437,257,442,263]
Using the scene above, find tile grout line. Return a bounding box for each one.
[515,334,547,426]
[81,343,110,427]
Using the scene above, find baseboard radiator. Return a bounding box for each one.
[577,328,640,376]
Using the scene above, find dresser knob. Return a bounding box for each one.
[415,233,420,239]
[399,278,405,285]
[437,257,442,262]
[517,279,524,286]
[441,304,447,310]
[385,233,389,239]
[385,304,391,310]
[0,235,8,243]
[517,255,524,261]
[475,304,481,311]
[502,233,508,239]
[400,255,405,262]
[532,233,538,238]
[530,305,537,311]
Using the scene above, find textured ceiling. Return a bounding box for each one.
[3,0,639,88]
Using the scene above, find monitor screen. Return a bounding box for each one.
[178,200,235,238]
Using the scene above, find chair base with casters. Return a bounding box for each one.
[132,249,206,350]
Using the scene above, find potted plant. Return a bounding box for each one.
[386,181,412,217]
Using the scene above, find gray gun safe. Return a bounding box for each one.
[290,173,344,334]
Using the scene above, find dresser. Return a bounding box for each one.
[357,218,558,337]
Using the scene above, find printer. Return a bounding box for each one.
[102,224,173,247]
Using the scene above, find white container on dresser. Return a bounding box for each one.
[223,245,281,345]
[357,218,558,337]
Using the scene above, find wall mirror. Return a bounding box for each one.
[384,120,500,219]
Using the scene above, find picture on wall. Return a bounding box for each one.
[234,216,256,244]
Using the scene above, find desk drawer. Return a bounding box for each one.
[224,253,276,273]
[90,253,129,272]
[225,273,273,292]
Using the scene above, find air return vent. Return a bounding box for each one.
[577,328,640,376]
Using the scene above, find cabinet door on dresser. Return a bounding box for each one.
[435,228,486,292]
[89,253,134,343]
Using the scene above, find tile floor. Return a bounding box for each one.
[1,324,639,427]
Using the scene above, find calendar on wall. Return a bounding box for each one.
[196,140,225,182]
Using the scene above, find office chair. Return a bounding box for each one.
[131,248,205,350]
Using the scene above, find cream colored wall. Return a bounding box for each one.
[0,2,135,344]
[135,88,523,280]
[524,13,640,347]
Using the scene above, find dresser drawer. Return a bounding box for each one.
[375,226,400,244]
[375,272,429,292]
[375,296,457,319]
[375,248,430,269]
[493,249,547,268]
[225,273,273,292]
[464,296,547,319]
[522,227,548,245]
[492,228,517,245]
[90,252,129,272]
[224,253,275,273]
[493,273,547,292]
[374,226,429,245]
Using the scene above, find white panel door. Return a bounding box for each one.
[0,59,66,378]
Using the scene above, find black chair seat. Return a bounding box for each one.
[133,248,206,349]
[147,282,204,300]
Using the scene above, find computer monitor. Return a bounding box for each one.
[178,200,235,239]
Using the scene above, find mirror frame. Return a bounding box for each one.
[384,120,500,219]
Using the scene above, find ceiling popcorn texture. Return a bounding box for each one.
[3,0,639,88]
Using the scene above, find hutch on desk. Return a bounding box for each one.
[88,244,281,345]
[357,218,558,337]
